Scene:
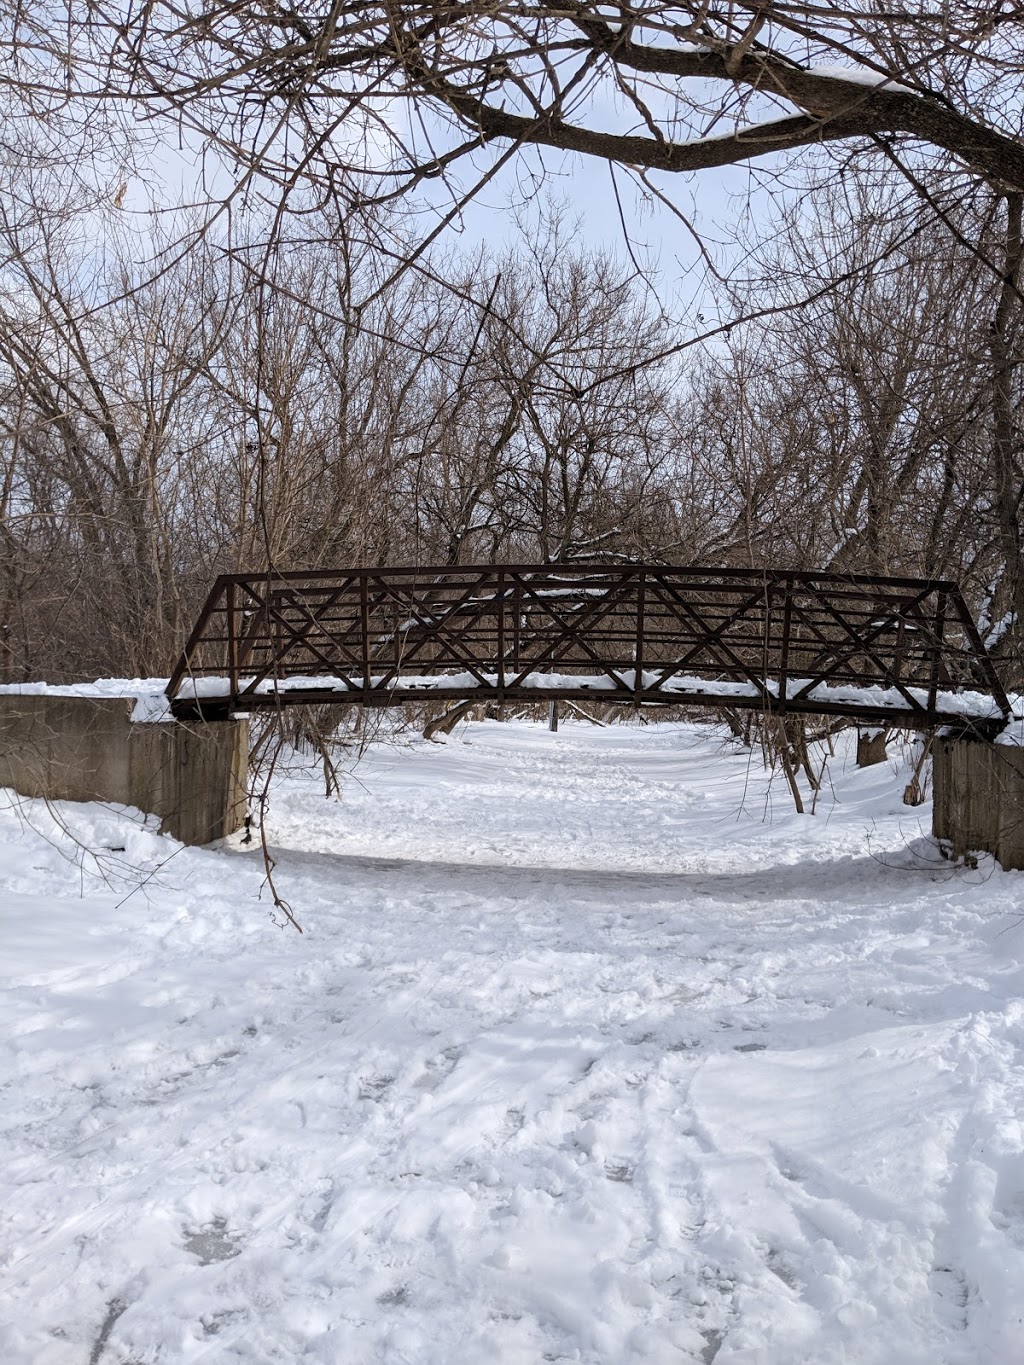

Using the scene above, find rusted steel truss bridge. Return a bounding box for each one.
[166,564,1011,735]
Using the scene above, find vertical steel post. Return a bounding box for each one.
[496,569,505,702]
[512,576,521,678]
[360,574,372,693]
[894,612,906,685]
[777,575,793,711]
[226,580,238,700]
[928,591,947,715]
[634,568,645,705]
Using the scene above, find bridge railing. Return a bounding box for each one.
[165,564,1011,729]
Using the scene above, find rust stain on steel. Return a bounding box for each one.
[165,564,1011,732]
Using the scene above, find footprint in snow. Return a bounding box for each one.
[502,1106,526,1140]
[183,1217,242,1265]
[765,1248,800,1290]
[701,1328,725,1363]
[930,1264,970,1330]
[377,1284,409,1307]
[311,1187,334,1233]
[413,1046,462,1091]
[358,1074,394,1101]
[604,1160,633,1184]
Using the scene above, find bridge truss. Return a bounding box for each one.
[166,565,1011,733]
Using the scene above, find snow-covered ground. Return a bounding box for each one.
[2,719,1024,1364]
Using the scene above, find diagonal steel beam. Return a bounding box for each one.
[788,584,938,710]
[235,582,360,696]
[644,579,773,697]
[508,574,636,689]
[364,572,498,688]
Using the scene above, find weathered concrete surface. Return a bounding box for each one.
[856,728,888,768]
[0,696,248,845]
[933,737,1024,870]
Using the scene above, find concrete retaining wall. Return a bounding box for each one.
[0,696,248,845]
[932,737,1024,870]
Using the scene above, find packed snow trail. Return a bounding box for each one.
[1,720,1024,1364]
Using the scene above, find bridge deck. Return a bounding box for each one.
[166,565,1011,733]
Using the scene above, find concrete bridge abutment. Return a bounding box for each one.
[0,696,248,846]
[932,735,1024,871]
[1,692,1020,869]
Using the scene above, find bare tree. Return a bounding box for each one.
[0,194,698,679]
[664,166,1024,674]
[27,4,1021,222]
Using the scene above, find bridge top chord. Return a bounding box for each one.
[166,563,1011,733]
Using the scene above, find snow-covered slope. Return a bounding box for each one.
[1,721,1023,1364]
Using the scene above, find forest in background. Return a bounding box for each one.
[1,3,1023,687]
[2,180,1020,686]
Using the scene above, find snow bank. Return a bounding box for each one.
[2,721,1023,1362]
[0,678,172,723]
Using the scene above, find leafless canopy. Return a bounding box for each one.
[24,2,1024,218]
[3,3,1024,689]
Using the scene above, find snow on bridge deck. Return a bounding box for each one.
[165,564,1012,733]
